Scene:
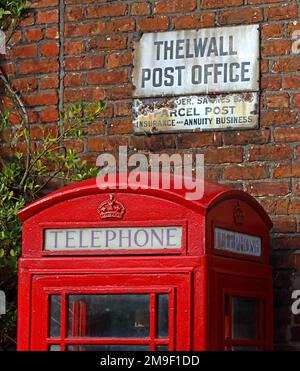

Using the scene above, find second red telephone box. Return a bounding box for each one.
[17,175,273,350]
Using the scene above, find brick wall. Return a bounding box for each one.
[1,0,300,350]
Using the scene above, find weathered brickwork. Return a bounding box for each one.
[1,0,300,350]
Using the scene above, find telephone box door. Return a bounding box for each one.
[30,272,191,351]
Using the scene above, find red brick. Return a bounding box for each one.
[63,139,84,153]
[24,28,44,42]
[223,129,270,145]
[131,3,150,16]
[18,60,59,74]
[272,216,297,233]
[87,70,128,85]
[39,108,59,123]
[64,41,84,55]
[8,112,22,126]
[40,76,59,89]
[37,10,59,24]
[294,93,300,108]
[7,31,22,46]
[261,76,282,90]
[249,0,288,3]
[64,87,105,102]
[283,75,300,89]
[114,102,132,117]
[65,7,84,21]
[87,121,106,136]
[86,4,127,18]
[272,236,300,250]
[261,110,298,126]
[266,94,290,109]
[106,86,133,100]
[139,17,169,32]
[41,42,59,57]
[89,35,127,51]
[155,0,197,14]
[261,60,269,74]
[288,198,300,215]
[258,198,289,215]
[274,128,300,142]
[296,182,300,196]
[262,23,284,39]
[64,56,105,71]
[173,13,215,29]
[219,8,263,25]
[12,77,37,92]
[224,164,268,180]
[19,13,35,27]
[205,166,223,182]
[274,163,300,178]
[88,136,129,152]
[295,146,300,159]
[201,0,243,9]
[249,145,291,161]
[276,56,300,76]
[30,0,58,8]
[64,73,84,87]
[45,27,59,39]
[10,44,38,59]
[107,18,135,33]
[129,136,177,151]
[0,63,16,76]
[202,147,243,164]
[247,182,290,197]
[177,132,222,148]
[65,22,105,37]
[106,52,133,68]
[267,4,298,20]
[30,125,58,140]
[262,40,291,57]
[108,119,133,135]
[23,92,58,107]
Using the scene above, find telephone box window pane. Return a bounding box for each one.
[49,345,61,351]
[67,345,149,351]
[157,294,169,338]
[156,345,169,351]
[49,295,61,338]
[232,346,258,351]
[67,294,150,338]
[232,297,258,340]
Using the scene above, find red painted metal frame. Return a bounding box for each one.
[29,272,190,351]
[17,175,273,351]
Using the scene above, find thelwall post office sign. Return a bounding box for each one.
[133,25,259,98]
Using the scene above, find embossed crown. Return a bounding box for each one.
[233,201,244,226]
[98,194,125,220]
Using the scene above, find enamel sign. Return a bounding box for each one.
[133,25,259,97]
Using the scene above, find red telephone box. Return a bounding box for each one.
[17,175,273,351]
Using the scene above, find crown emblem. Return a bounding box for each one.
[233,202,244,226]
[98,194,125,220]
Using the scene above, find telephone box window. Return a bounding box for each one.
[49,345,61,351]
[232,297,258,340]
[67,294,150,338]
[49,295,61,338]
[67,345,149,351]
[157,294,169,338]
